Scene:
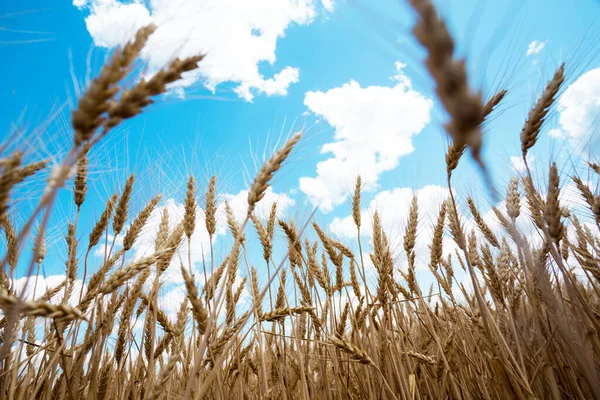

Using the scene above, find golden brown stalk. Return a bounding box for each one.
[72,24,156,144]
[409,0,484,163]
[352,176,362,229]
[279,219,302,267]
[1,214,18,274]
[329,335,376,367]
[313,222,342,271]
[149,345,180,399]
[123,195,162,251]
[0,292,85,321]
[74,142,90,208]
[33,226,47,265]
[406,350,436,365]
[99,252,161,294]
[506,177,521,221]
[247,133,301,215]
[140,294,175,335]
[447,201,464,247]
[80,249,125,312]
[572,176,600,226]
[64,223,78,300]
[250,214,272,262]
[184,174,196,239]
[105,54,204,130]
[521,64,565,157]
[205,176,217,238]
[115,270,151,365]
[275,269,287,310]
[522,175,545,230]
[259,306,314,323]
[349,259,361,299]
[403,196,419,293]
[181,265,208,335]
[225,201,244,244]
[203,257,227,302]
[445,89,505,176]
[250,266,262,315]
[445,143,467,178]
[23,316,35,357]
[97,356,113,400]
[232,276,247,305]
[112,174,135,235]
[545,163,564,241]
[88,193,118,250]
[15,160,47,184]
[157,223,184,274]
[0,152,22,215]
[482,90,508,118]
[429,202,446,271]
[466,197,500,248]
[37,280,65,302]
[155,208,170,250]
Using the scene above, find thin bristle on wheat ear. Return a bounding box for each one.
[247,133,301,215]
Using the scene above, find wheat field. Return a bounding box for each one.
[1,0,600,399]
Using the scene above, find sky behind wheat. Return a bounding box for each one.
[1,0,600,296]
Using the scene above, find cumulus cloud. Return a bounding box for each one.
[75,0,332,100]
[300,62,433,212]
[510,154,535,173]
[548,128,566,139]
[321,0,335,11]
[526,40,546,56]
[553,68,600,151]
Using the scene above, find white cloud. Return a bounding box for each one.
[75,0,332,101]
[300,62,433,212]
[548,128,566,139]
[555,68,600,151]
[526,40,546,56]
[321,0,335,11]
[510,154,535,173]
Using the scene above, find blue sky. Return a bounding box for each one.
[2,0,600,298]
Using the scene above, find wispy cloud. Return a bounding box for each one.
[526,40,547,56]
